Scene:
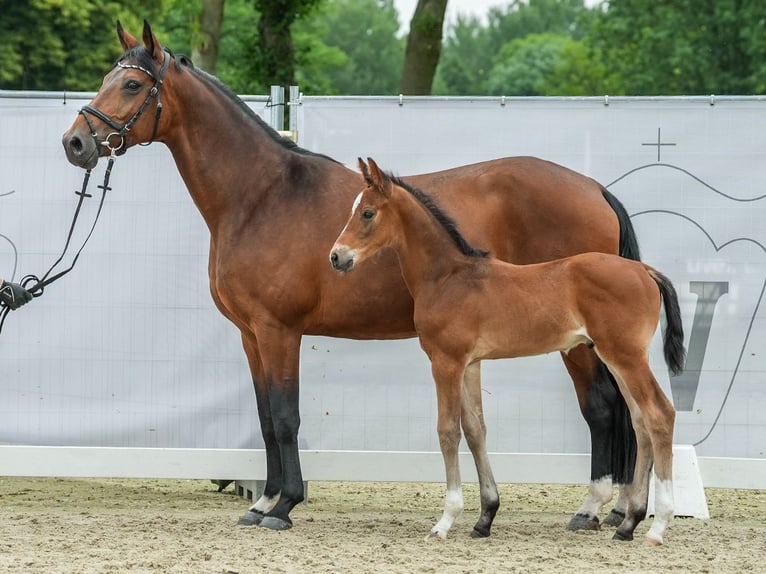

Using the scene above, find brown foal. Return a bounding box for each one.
[330,158,684,545]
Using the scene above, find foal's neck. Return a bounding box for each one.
[390,186,478,296]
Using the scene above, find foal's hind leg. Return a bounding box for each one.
[562,347,633,531]
[460,362,499,538]
[428,354,467,541]
[608,363,676,545]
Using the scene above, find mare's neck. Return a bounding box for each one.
[160,70,291,232]
[390,187,474,297]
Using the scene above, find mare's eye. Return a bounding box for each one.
[124,79,141,92]
[362,209,375,220]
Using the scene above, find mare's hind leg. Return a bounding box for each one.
[608,363,676,545]
[561,347,633,531]
[460,362,499,538]
[428,354,467,541]
[237,332,282,526]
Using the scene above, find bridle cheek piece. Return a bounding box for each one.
[79,48,172,157]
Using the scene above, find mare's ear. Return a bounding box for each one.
[366,157,392,197]
[117,21,139,51]
[358,157,373,186]
[142,20,164,63]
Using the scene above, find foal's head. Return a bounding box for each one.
[329,157,398,273]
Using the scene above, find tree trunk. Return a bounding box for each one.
[192,0,225,74]
[399,0,448,95]
[255,1,298,88]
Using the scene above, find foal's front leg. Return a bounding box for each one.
[461,361,499,537]
[427,355,466,541]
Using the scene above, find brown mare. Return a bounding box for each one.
[63,21,643,532]
[331,159,684,545]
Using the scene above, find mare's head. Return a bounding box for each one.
[330,158,397,274]
[62,20,179,169]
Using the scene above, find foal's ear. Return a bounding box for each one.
[142,20,164,63]
[358,157,373,186]
[116,21,139,52]
[366,157,392,197]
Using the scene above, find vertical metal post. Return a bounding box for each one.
[269,85,284,131]
[288,85,300,142]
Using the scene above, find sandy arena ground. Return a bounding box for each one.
[0,477,763,573]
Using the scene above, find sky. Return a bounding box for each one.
[393,0,601,32]
[393,0,506,31]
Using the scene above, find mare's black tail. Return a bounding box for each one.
[650,270,687,376]
[602,187,641,261]
[602,186,640,485]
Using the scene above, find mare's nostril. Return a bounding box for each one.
[330,252,339,267]
[69,136,83,154]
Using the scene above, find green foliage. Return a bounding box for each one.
[294,0,404,94]
[0,0,167,91]
[436,0,595,95]
[589,0,766,95]
[433,15,492,95]
[486,33,572,96]
[3,0,764,96]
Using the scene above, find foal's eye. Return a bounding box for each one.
[362,209,375,220]
[124,79,141,92]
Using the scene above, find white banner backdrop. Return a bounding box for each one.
[298,95,766,459]
[1,93,764,469]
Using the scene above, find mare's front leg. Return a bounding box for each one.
[238,328,305,530]
[237,332,283,526]
[427,353,466,541]
[561,347,633,531]
[460,361,499,538]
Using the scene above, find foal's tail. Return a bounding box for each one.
[649,269,686,376]
[601,187,641,261]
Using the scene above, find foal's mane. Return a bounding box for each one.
[119,46,339,164]
[387,174,489,259]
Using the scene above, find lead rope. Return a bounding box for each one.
[0,156,115,335]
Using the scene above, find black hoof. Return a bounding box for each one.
[470,526,491,538]
[567,513,600,531]
[260,516,293,531]
[613,530,634,542]
[603,509,626,528]
[237,510,264,526]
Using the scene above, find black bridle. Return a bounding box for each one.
[79,48,172,156]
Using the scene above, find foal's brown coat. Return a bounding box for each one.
[331,158,683,545]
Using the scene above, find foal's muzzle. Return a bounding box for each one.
[329,247,355,273]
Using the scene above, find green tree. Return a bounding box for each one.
[192,0,225,74]
[589,0,766,95]
[294,0,403,95]
[250,0,322,89]
[434,15,493,95]
[400,0,448,94]
[486,33,571,95]
[0,0,167,91]
[436,0,595,95]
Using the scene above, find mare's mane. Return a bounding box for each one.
[387,173,489,259]
[119,46,339,164]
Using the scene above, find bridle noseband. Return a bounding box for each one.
[79,48,172,156]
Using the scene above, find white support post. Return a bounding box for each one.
[649,444,710,519]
